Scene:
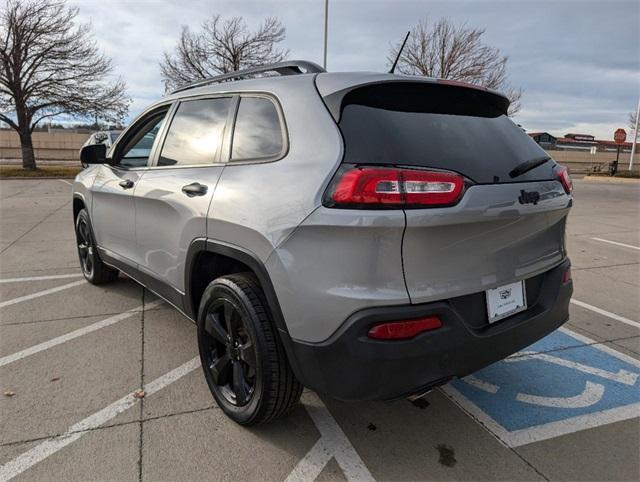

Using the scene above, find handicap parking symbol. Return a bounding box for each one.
[442,327,640,447]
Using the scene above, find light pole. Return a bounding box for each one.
[323,0,329,70]
[629,98,639,171]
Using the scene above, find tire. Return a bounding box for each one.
[75,208,119,285]
[197,273,302,425]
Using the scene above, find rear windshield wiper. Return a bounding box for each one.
[509,156,551,179]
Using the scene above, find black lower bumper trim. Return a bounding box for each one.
[289,259,572,401]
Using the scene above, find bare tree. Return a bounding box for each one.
[160,15,289,92]
[0,0,129,169]
[388,18,522,115]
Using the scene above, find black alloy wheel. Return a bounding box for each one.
[197,274,302,425]
[201,297,257,406]
[76,215,94,278]
[74,209,119,284]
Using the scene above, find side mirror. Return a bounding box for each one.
[80,144,107,166]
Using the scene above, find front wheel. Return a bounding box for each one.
[75,209,119,284]
[197,273,302,425]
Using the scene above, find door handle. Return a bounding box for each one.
[182,182,208,197]
[119,179,134,189]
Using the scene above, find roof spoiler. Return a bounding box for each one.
[320,79,510,122]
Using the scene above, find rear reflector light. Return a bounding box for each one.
[562,267,572,284]
[368,316,443,340]
[556,165,573,194]
[326,166,465,208]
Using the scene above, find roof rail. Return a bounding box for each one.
[170,60,325,94]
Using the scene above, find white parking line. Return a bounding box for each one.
[58,179,72,186]
[464,374,499,393]
[0,357,200,482]
[506,351,638,385]
[286,439,333,482]
[0,280,86,309]
[0,300,163,368]
[0,273,82,284]
[286,392,374,482]
[591,237,640,251]
[571,299,640,329]
[516,381,605,409]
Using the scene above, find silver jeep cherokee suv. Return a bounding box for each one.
[73,60,574,425]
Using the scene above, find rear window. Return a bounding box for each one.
[231,97,284,161]
[337,83,554,184]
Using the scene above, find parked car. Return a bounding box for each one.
[72,61,573,425]
[82,130,122,150]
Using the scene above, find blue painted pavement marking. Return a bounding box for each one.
[442,327,640,447]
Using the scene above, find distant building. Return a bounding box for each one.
[528,132,637,153]
[527,132,557,148]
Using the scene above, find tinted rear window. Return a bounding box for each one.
[338,83,554,184]
[231,97,284,161]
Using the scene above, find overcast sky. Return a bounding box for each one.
[73,0,639,140]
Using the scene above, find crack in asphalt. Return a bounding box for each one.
[0,267,80,275]
[138,288,146,482]
[572,261,640,272]
[0,199,72,256]
[0,405,219,449]
[0,306,172,327]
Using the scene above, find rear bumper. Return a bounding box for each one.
[288,258,572,401]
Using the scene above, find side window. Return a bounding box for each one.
[118,110,168,168]
[158,98,231,166]
[231,97,284,161]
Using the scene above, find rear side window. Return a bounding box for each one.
[158,97,231,166]
[337,83,554,184]
[231,97,284,161]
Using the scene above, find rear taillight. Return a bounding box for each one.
[562,267,572,284]
[368,316,443,340]
[556,165,573,194]
[325,166,465,208]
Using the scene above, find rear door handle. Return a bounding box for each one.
[181,182,208,197]
[119,179,134,189]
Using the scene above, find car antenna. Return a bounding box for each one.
[389,31,411,74]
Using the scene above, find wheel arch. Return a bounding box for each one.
[185,239,288,335]
[72,194,86,220]
[185,239,305,382]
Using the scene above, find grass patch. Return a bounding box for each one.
[612,171,640,178]
[0,165,82,178]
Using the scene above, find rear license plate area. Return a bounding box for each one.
[486,280,527,324]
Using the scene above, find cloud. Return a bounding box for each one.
[70,0,638,139]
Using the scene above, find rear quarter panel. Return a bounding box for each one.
[266,207,409,343]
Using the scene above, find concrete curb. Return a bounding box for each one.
[581,176,640,184]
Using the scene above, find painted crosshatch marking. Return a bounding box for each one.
[442,327,640,447]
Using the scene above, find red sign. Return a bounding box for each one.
[614,128,627,145]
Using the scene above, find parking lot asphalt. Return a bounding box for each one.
[0,177,638,482]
